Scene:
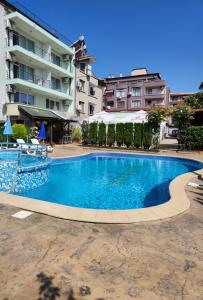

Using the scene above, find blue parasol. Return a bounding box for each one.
[38,121,46,140]
[3,118,13,145]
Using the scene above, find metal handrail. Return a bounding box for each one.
[7,32,69,70]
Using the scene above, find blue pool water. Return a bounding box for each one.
[0,150,47,167]
[12,153,203,210]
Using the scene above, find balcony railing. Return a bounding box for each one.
[10,1,72,46]
[10,70,69,93]
[7,33,71,71]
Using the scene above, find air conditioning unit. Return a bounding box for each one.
[63,54,70,61]
[107,106,111,109]
[62,77,69,84]
[7,84,16,93]
[63,100,70,106]
[117,96,122,100]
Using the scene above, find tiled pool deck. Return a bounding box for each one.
[0,145,203,223]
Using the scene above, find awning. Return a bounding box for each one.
[19,105,79,122]
[19,106,63,120]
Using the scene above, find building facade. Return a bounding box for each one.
[72,37,103,120]
[103,68,170,112]
[170,92,193,106]
[0,0,76,143]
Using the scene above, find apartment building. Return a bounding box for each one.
[72,37,103,120]
[0,0,75,143]
[170,92,193,106]
[103,68,170,112]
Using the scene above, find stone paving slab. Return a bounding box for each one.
[0,181,203,299]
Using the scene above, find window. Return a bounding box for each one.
[51,52,61,66]
[50,100,55,110]
[55,102,60,111]
[146,88,162,95]
[78,79,85,92]
[46,99,60,111]
[131,87,141,96]
[13,92,34,105]
[131,100,141,108]
[18,64,34,81]
[88,103,94,115]
[17,34,35,53]
[89,84,95,96]
[80,63,86,72]
[117,101,125,108]
[116,89,126,98]
[79,101,85,113]
[51,77,61,90]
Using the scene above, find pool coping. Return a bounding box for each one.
[0,151,203,224]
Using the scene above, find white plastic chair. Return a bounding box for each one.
[31,139,53,153]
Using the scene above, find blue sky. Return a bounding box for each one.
[10,0,203,92]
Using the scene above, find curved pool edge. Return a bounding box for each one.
[0,151,202,224]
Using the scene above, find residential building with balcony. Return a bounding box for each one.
[170,92,193,106]
[72,36,103,120]
[0,0,76,143]
[103,68,170,112]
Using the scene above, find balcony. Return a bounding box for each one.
[7,71,73,100]
[7,34,73,78]
[5,11,74,55]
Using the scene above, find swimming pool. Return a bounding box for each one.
[12,153,203,210]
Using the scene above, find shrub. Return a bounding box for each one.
[98,123,106,146]
[107,124,115,147]
[124,123,133,148]
[133,123,143,148]
[115,123,124,147]
[72,127,82,142]
[0,125,7,142]
[143,123,152,149]
[185,126,203,150]
[81,121,89,145]
[89,122,98,145]
[12,124,27,140]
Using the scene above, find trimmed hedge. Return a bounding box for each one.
[134,123,143,148]
[107,124,115,147]
[81,121,89,145]
[143,124,152,149]
[124,123,133,148]
[116,123,124,147]
[185,126,203,150]
[82,122,154,149]
[89,122,98,145]
[98,123,106,146]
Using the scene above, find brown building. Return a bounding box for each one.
[170,92,193,106]
[103,68,170,112]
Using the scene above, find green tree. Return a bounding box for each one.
[12,124,27,140]
[171,104,193,147]
[124,123,133,148]
[81,121,89,145]
[147,107,168,148]
[107,124,115,147]
[72,127,82,142]
[115,123,124,147]
[89,122,98,145]
[133,123,143,148]
[98,123,106,146]
[185,94,203,109]
[199,81,203,91]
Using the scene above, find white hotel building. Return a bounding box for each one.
[0,0,76,143]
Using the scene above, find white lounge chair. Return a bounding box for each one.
[16,139,36,155]
[31,138,53,153]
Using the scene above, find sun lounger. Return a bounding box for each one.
[31,138,53,153]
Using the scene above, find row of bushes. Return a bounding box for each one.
[0,124,32,142]
[184,126,203,150]
[82,122,153,149]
